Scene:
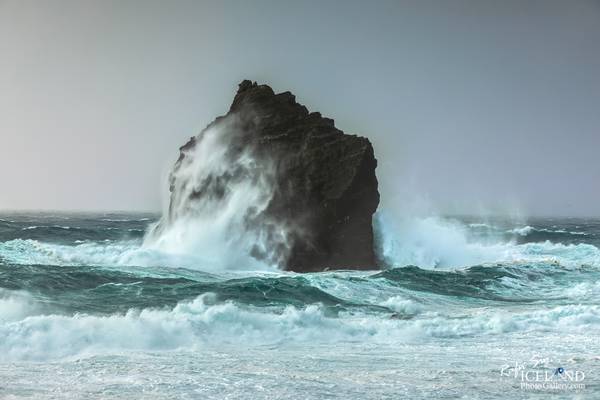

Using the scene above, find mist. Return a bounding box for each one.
[1,0,599,216]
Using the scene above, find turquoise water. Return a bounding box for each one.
[0,212,598,399]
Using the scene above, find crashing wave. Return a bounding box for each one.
[374,214,600,269]
[1,291,599,361]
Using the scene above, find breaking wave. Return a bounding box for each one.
[143,113,288,271]
[1,214,599,273]
[374,213,600,269]
[1,291,599,361]
[2,212,600,366]
[0,238,243,272]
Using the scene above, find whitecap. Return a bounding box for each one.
[1,294,599,361]
[508,226,534,236]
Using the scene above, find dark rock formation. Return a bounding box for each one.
[163,80,380,272]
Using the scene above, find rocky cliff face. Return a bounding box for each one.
[156,80,380,272]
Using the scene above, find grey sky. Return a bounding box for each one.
[1,0,599,216]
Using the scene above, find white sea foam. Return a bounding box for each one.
[21,225,73,231]
[0,289,42,323]
[563,280,600,300]
[2,220,598,273]
[507,226,590,237]
[468,223,494,229]
[1,293,599,361]
[375,214,493,268]
[143,113,287,271]
[101,218,151,222]
[508,226,534,236]
[379,296,423,315]
[570,231,590,236]
[0,239,207,270]
[374,213,600,269]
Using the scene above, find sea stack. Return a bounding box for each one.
[158,80,380,272]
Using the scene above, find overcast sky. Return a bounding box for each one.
[1,0,599,216]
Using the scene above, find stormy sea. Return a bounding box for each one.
[0,212,598,399]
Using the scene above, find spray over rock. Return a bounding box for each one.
[147,80,380,272]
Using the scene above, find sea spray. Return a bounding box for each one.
[144,81,380,272]
[143,114,287,271]
[2,290,600,361]
[374,212,600,269]
[2,213,600,399]
[373,212,508,268]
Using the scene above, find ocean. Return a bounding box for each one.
[0,212,598,399]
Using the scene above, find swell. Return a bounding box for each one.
[8,225,145,243]
[374,264,600,303]
[0,264,356,315]
[1,261,598,320]
[0,213,155,244]
[467,221,600,246]
[512,228,596,245]
[1,214,599,316]
[5,228,599,272]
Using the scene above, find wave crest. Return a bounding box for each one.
[2,292,599,361]
[374,213,600,269]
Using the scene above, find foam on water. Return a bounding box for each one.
[1,291,599,361]
[509,225,535,236]
[2,213,600,398]
[0,238,272,272]
[374,213,600,269]
[0,239,159,268]
[142,114,285,271]
[0,289,42,323]
[2,214,599,274]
